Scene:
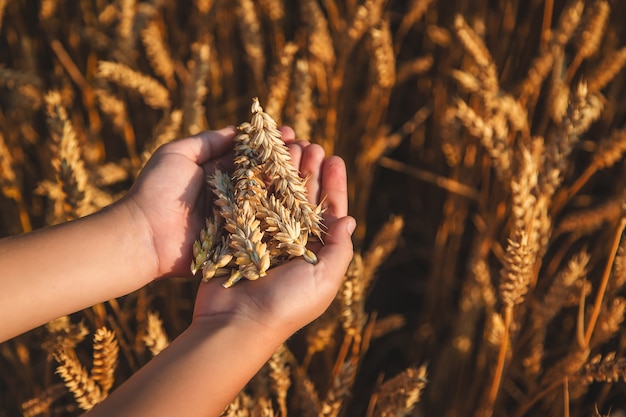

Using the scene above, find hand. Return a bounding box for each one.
[192,142,355,338]
[122,127,237,279]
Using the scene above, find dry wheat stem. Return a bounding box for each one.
[394,0,434,52]
[564,0,609,84]
[518,0,584,106]
[44,91,107,219]
[237,0,265,92]
[143,311,170,356]
[0,131,31,231]
[372,365,428,416]
[140,19,176,90]
[292,58,313,141]
[265,42,298,119]
[524,250,590,376]
[607,239,626,297]
[369,19,396,89]
[320,359,357,417]
[183,42,210,135]
[0,0,7,30]
[558,129,626,210]
[379,156,479,200]
[301,0,335,68]
[142,109,183,162]
[21,384,67,417]
[540,0,554,51]
[96,61,171,109]
[91,327,119,394]
[588,47,626,93]
[94,87,139,167]
[268,344,291,417]
[54,350,104,411]
[583,217,626,348]
[590,297,626,348]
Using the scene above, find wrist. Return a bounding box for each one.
[190,309,290,347]
[112,197,160,284]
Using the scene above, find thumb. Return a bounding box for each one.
[315,216,356,288]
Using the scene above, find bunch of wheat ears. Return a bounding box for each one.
[191,98,324,288]
[2,0,626,416]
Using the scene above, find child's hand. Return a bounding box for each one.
[122,127,237,278]
[192,142,355,338]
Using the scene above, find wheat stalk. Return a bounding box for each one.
[91,327,119,394]
[265,42,298,119]
[237,0,265,90]
[194,0,213,14]
[143,311,170,356]
[300,0,335,68]
[39,0,57,20]
[337,253,367,340]
[268,344,291,417]
[370,365,428,417]
[348,0,385,43]
[517,0,584,106]
[524,250,590,376]
[0,0,7,30]
[395,0,434,51]
[565,0,610,83]
[319,359,357,417]
[587,47,626,93]
[96,61,171,109]
[291,58,313,142]
[44,91,106,220]
[182,41,210,135]
[142,109,183,161]
[140,19,176,90]
[21,384,66,417]
[369,19,396,89]
[115,0,137,64]
[55,350,104,411]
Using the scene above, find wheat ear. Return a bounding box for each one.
[192,98,324,287]
[140,19,176,90]
[55,350,104,411]
[268,344,291,417]
[265,42,298,119]
[371,366,428,416]
[248,98,324,241]
[143,311,170,356]
[91,327,119,394]
[96,61,171,109]
[182,42,210,135]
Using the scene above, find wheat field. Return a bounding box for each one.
[1,0,626,416]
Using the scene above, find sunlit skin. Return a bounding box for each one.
[0,127,355,416]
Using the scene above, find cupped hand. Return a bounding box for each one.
[122,126,304,280]
[192,142,355,338]
[122,127,236,279]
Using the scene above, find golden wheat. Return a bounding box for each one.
[3,1,626,416]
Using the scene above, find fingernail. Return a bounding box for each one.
[347,217,356,236]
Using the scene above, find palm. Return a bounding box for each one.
[125,128,237,278]
[193,147,353,337]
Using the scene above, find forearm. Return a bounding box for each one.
[87,317,286,417]
[0,200,156,341]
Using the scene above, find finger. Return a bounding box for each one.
[279,126,296,143]
[319,156,348,223]
[164,126,237,165]
[288,143,304,170]
[299,144,326,204]
[314,216,356,291]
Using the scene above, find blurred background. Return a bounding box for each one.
[1,0,626,416]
